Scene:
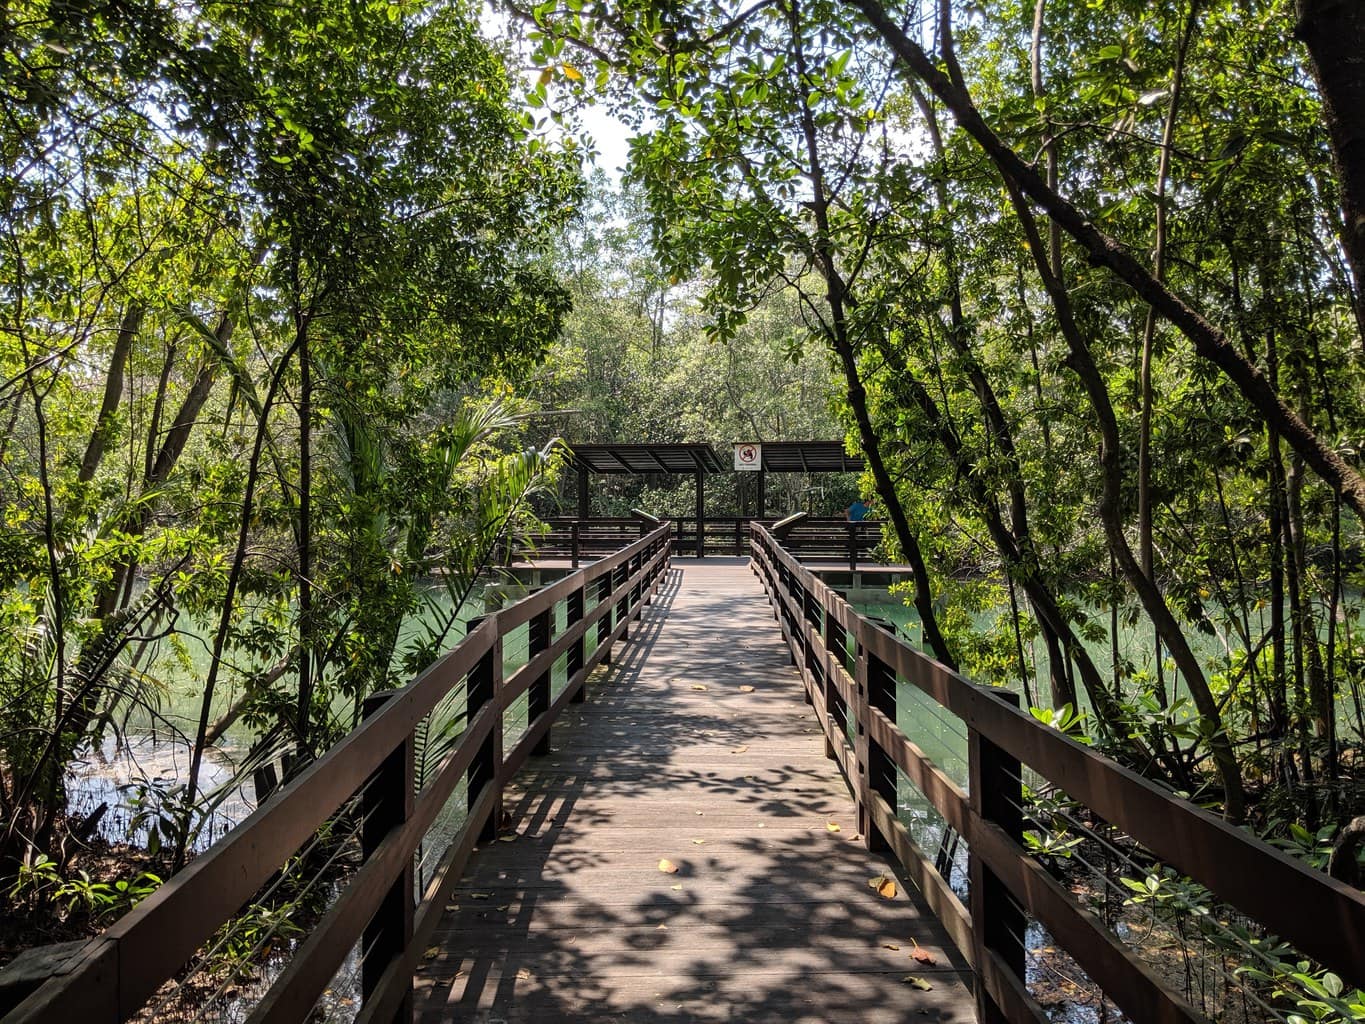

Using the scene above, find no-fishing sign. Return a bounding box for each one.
[733,442,761,471]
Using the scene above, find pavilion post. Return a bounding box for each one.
[695,469,705,557]
[757,468,766,518]
[577,465,590,520]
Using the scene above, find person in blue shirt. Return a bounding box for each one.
[846,497,872,521]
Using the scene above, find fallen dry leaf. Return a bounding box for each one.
[517,968,532,980]
[498,834,517,843]
[869,875,897,899]
[658,858,679,874]
[826,822,841,833]
[731,745,749,754]
[470,892,491,900]
[670,883,683,891]
[691,684,708,691]
[444,903,459,911]
[423,946,440,960]
[883,943,901,951]
[902,976,933,991]
[692,838,706,845]
[738,685,755,693]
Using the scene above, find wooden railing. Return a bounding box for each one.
[3,525,673,1024]
[525,515,878,563]
[525,513,661,567]
[750,523,1365,1024]
[673,515,878,562]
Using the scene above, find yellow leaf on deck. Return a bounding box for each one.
[670,883,682,890]
[902,975,933,991]
[692,838,705,845]
[732,745,748,754]
[691,684,708,691]
[738,685,755,693]
[884,943,901,951]
[659,858,679,873]
[826,822,841,833]
[423,946,440,960]
[869,875,897,899]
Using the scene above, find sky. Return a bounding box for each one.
[579,105,636,180]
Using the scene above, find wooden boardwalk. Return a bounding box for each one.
[414,558,973,1023]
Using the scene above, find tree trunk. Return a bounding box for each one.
[94,314,231,619]
[1295,0,1365,339]
[846,0,1365,522]
[787,0,958,668]
[1138,2,1199,714]
[1001,176,1247,821]
[78,304,142,484]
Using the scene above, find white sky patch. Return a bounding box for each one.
[579,104,635,180]
[480,1,637,182]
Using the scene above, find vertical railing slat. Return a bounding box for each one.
[466,616,503,843]
[360,690,415,1024]
[969,690,1027,1023]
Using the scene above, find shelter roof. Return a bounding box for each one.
[561,441,863,474]
[562,442,728,474]
[751,441,864,473]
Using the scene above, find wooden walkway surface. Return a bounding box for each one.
[414,558,973,1023]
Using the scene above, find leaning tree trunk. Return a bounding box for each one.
[846,0,1365,523]
[788,0,958,669]
[1296,0,1365,340]
[1002,176,1248,822]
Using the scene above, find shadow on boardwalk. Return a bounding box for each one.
[415,560,973,1023]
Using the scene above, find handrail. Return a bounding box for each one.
[749,522,1365,1024]
[4,524,674,1024]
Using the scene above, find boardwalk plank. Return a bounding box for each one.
[415,559,974,1024]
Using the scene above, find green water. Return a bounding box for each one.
[69,582,493,846]
[857,595,1264,719]
[119,582,486,747]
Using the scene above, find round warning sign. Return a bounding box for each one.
[734,442,761,470]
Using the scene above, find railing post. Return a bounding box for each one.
[568,584,586,702]
[968,691,1027,1023]
[529,606,552,756]
[862,642,897,853]
[361,690,415,1024]
[614,562,630,640]
[848,522,857,571]
[824,607,849,762]
[465,616,502,844]
[571,521,580,569]
[597,573,613,664]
